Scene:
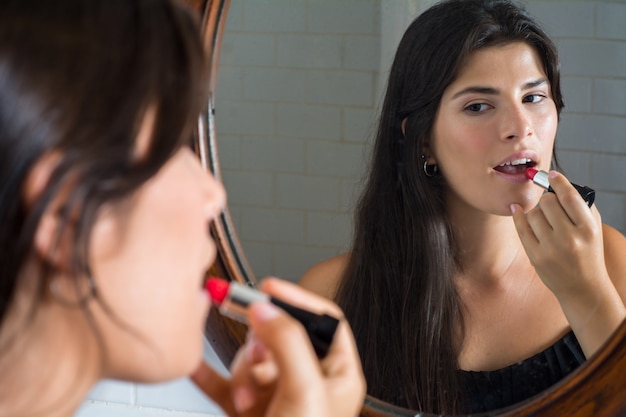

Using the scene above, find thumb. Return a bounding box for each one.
[248,301,322,403]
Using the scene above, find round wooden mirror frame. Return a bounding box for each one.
[183,0,626,415]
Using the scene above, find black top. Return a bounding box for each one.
[459,331,586,414]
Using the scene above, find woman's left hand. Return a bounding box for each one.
[511,170,625,356]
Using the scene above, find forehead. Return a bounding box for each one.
[452,42,547,87]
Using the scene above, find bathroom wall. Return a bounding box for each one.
[77,1,625,416]
[216,0,382,282]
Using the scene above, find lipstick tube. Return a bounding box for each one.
[206,278,339,359]
[527,168,595,207]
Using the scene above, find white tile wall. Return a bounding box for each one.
[78,1,625,415]
[594,79,626,115]
[217,0,383,282]
[596,3,626,40]
[240,207,306,243]
[276,104,342,139]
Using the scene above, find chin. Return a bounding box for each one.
[142,357,203,383]
[142,340,206,383]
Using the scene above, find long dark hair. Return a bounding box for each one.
[0,0,207,344]
[334,0,564,414]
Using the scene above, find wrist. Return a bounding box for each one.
[557,282,626,358]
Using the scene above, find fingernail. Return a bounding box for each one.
[250,301,281,323]
[548,170,558,179]
[233,386,256,413]
[510,203,517,214]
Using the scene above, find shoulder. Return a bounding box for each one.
[298,253,349,300]
[602,224,626,300]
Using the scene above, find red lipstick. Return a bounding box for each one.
[205,277,339,359]
[526,168,595,207]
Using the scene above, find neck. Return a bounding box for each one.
[447,201,528,287]
[0,269,101,417]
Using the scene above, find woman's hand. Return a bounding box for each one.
[512,171,606,296]
[511,170,626,356]
[190,278,366,417]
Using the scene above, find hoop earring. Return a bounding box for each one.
[423,160,438,177]
[49,275,98,307]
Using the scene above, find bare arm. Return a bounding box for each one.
[602,224,626,304]
[299,254,349,300]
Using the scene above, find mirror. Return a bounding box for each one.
[186,0,626,415]
[214,0,626,281]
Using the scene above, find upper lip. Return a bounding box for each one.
[494,150,539,168]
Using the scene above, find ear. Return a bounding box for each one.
[23,152,73,269]
[420,139,437,165]
[22,152,61,209]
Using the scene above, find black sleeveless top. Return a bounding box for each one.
[459,331,586,413]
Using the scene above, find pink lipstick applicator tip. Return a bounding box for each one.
[205,277,229,305]
[525,167,539,180]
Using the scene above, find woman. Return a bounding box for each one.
[0,0,365,416]
[300,0,626,414]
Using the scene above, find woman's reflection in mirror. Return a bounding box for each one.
[300,0,626,414]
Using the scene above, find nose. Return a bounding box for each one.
[500,103,533,142]
[185,147,227,221]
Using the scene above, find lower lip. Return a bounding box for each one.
[492,169,531,184]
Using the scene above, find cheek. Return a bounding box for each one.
[542,121,558,153]
[90,186,207,346]
[432,121,488,173]
[534,106,558,149]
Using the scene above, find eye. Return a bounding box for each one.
[464,102,492,113]
[523,94,546,104]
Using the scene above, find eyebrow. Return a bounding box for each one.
[451,78,549,99]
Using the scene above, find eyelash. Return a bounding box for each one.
[463,94,548,113]
[522,94,547,103]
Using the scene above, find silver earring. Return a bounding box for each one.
[422,156,437,177]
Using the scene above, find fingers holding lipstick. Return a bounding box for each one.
[255,278,366,417]
[259,278,344,318]
[240,301,343,417]
[227,328,279,415]
[258,278,363,382]
[195,278,365,417]
[511,171,607,295]
[543,171,596,226]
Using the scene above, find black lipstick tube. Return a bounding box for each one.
[531,169,595,207]
[217,282,339,359]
